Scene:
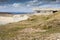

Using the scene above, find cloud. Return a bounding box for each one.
[0,0,60,12]
[25,0,60,7]
[0,5,7,8]
[0,3,33,12]
[25,0,53,7]
[39,4,60,8]
[25,0,41,7]
[0,0,60,7]
[12,3,21,7]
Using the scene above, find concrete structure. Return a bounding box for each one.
[33,8,60,15]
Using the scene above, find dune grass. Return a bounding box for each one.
[0,12,60,40]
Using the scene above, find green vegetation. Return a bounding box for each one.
[0,12,60,40]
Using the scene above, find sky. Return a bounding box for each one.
[0,0,60,12]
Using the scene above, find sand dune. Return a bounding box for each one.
[0,15,29,24]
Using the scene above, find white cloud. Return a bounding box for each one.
[25,0,60,7]
[0,0,41,8]
[26,0,43,7]
[0,6,6,8]
[39,4,60,8]
[0,3,33,12]
[0,0,60,12]
[26,4,31,7]
[12,3,21,7]
[27,0,38,5]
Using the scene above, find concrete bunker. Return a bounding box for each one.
[33,8,60,14]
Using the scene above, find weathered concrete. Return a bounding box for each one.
[33,8,60,15]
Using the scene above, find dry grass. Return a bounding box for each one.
[0,12,60,40]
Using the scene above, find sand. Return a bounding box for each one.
[0,15,29,25]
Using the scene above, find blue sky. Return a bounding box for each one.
[0,0,60,12]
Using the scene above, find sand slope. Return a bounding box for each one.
[0,15,29,24]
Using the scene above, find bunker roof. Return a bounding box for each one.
[33,8,60,11]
